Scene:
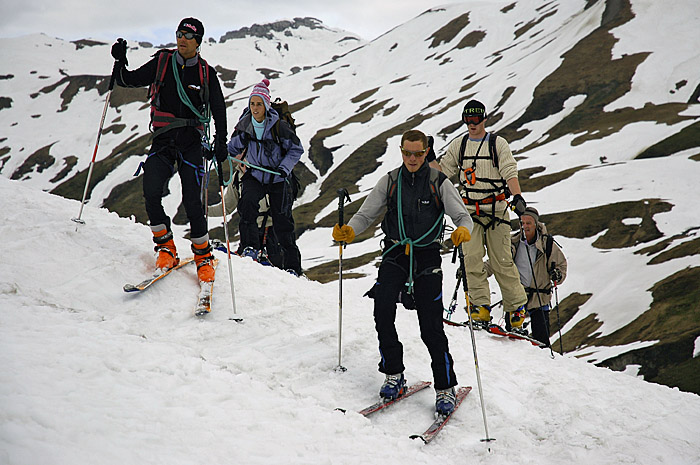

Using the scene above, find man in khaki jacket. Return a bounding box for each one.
[439,100,528,328]
[510,207,567,346]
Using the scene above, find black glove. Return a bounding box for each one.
[550,267,562,283]
[511,194,526,217]
[426,135,436,162]
[214,135,228,163]
[277,169,288,178]
[111,39,128,66]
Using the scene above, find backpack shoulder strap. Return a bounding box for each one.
[457,134,469,169]
[488,132,499,169]
[198,56,210,104]
[544,234,554,270]
[148,50,172,102]
[386,167,401,205]
[429,169,443,208]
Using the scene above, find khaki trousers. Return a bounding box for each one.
[460,209,527,312]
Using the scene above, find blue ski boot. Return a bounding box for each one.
[379,373,406,400]
[435,387,456,416]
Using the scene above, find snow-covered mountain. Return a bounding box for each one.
[1,0,699,403]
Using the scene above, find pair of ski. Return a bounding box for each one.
[357,381,472,444]
[444,318,546,348]
[123,257,218,316]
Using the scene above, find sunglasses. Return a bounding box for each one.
[400,147,428,157]
[176,31,198,40]
[464,115,485,125]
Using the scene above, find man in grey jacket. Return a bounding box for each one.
[332,130,473,416]
[511,207,567,346]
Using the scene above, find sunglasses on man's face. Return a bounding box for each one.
[464,115,484,125]
[176,31,198,40]
[400,147,428,157]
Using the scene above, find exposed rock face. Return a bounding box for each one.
[219,17,326,42]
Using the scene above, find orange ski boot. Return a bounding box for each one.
[152,229,179,272]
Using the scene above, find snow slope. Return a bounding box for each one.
[1,177,699,464]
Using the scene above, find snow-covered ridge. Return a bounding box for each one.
[2,169,700,464]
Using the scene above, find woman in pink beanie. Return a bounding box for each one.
[227,79,304,276]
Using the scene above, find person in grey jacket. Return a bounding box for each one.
[485,207,567,345]
[332,129,473,416]
[227,79,303,275]
[511,207,567,345]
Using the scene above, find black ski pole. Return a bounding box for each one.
[336,188,351,372]
[72,44,123,228]
[444,270,462,322]
[551,261,564,355]
[455,245,495,442]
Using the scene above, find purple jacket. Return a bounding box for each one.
[227,108,303,184]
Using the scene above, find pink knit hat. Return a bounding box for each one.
[249,79,271,111]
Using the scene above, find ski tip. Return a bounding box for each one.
[123,284,139,292]
[228,317,244,323]
[409,434,427,443]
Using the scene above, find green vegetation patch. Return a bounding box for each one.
[39,75,111,112]
[109,86,147,108]
[593,267,700,394]
[312,80,336,92]
[351,88,380,104]
[11,143,56,180]
[647,236,700,265]
[0,96,12,110]
[427,13,471,48]
[455,31,486,49]
[519,164,587,192]
[636,120,700,159]
[534,198,672,249]
[550,292,593,350]
[50,156,78,183]
[514,8,557,40]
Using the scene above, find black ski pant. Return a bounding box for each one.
[238,171,301,274]
[143,142,207,239]
[528,305,551,347]
[373,247,457,390]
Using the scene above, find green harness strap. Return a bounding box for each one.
[383,170,444,295]
[171,55,212,144]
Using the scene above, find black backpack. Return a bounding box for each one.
[271,98,296,133]
[270,97,301,199]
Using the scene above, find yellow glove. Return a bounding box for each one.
[451,226,471,246]
[332,224,355,243]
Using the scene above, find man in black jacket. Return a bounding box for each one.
[111,18,227,282]
[332,130,473,415]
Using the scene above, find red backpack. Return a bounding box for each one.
[147,50,210,138]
